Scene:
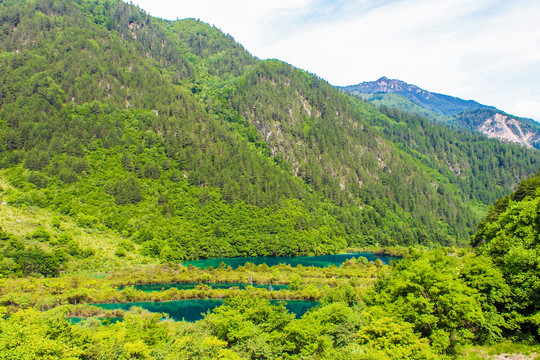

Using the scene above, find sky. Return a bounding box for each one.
[126,0,540,121]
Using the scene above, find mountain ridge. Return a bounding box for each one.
[341,77,540,148]
[342,76,493,115]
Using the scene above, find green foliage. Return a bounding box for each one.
[357,316,436,359]
[472,171,540,339]
[111,176,143,205]
[0,306,242,359]
[203,296,294,358]
[365,249,507,354]
[0,226,61,277]
[29,226,51,242]
[0,0,536,267]
[202,295,369,359]
[319,283,357,306]
[0,251,537,359]
[0,308,85,359]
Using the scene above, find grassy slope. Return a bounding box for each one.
[0,172,157,274]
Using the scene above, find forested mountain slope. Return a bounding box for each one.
[0,0,539,271]
[374,107,538,205]
[343,77,540,149]
[343,77,492,116]
[0,0,344,265]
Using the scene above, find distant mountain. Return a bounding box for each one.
[342,77,492,116]
[342,77,540,149]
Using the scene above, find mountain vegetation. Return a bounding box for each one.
[0,0,539,274]
[471,170,540,337]
[0,0,539,358]
[342,76,494,117]
[343,77,540,149]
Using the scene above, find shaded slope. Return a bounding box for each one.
[343,76,492,116]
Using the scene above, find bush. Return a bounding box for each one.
[26,171,49,189]
[11,248,61,277]
[29,227,51,242]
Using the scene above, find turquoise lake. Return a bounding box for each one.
[183,252,398,269]
[122,282,288,292]
[94,299,318,322]
[95,253,395,323]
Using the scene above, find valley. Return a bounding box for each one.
[0,0,539,358]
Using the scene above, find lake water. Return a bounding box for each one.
[94,299,318,322]
[122,282,288,292]
[90,252,393,323]
[68,317,122,324]
[183,252,398,269]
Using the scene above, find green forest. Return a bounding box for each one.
[2,177,540,358]
[0,0,539,358]
[343,81,540,150]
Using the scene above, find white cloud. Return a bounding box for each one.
[513,99,540,121]
[128,0,540,121]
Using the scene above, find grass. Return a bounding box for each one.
[0,173,157,274]
[461,342,540,359]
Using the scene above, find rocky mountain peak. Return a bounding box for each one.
[341,78,540,149]
[347,77,426,96]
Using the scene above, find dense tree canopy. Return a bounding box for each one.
[472,171,540,338]
[0,0,538,265]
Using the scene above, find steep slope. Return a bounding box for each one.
[228,61,540,244]
[342,77,540,148]
[0,0,539,272]
[229,61,473,246]
[456,109,540,148]
[0,0,351,265]
[373,106,540,205]
[471,171,540,338]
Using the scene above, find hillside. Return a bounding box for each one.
[0,0,539,273]
[471,170,540,339]
[342,77,540,149]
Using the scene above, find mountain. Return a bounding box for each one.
[343,76,492,116]
[0,0,539,273]
[2,1,539,357]
[342,77,540,149]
